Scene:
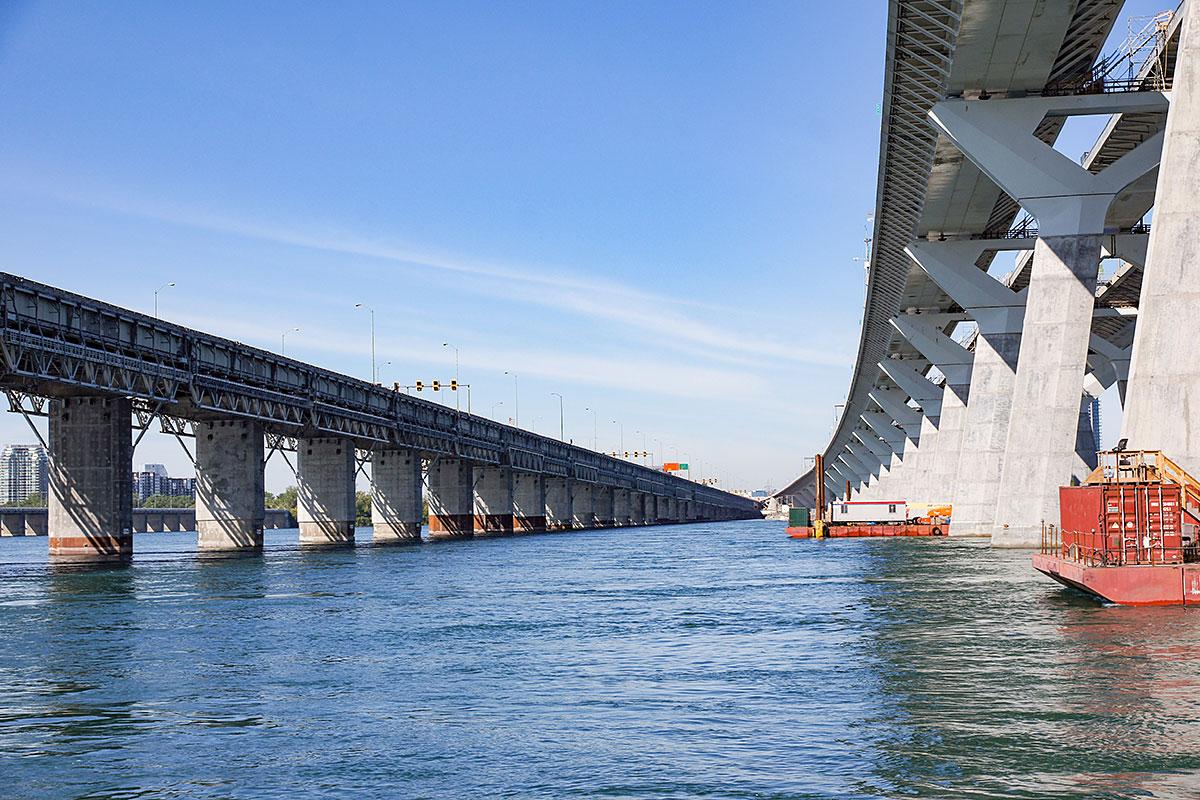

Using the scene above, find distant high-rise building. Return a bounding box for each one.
[1087,395,1102,453]
[132,464,195,503]
[0,444,49,505]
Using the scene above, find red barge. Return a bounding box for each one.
[1034,450,1200,606]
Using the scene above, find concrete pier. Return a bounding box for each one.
[427,458,474,540]
[512,471,546,533]
[473,466,514,536]
[571,482,595,529]
[297,437,356,546]
[1122,1,1200,473]
[593,486,615,527]
[195,420,265,552]
[612,488,632,527]
[371,449,423,543]
[544,477,572,531]
[48,397,133,562]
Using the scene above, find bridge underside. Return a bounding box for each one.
[781,0,1199,547]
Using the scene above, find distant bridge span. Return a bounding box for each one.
[1,272,759,560]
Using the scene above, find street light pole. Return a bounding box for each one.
[612,420,623,455]
[355,303,376,383]
[491,401,504,421]
[584,407,598,451]
[636,430,648,465]
[550,392,564,441]
[153,282,175,319]
[281,327,300,355]
[504,371,519,426]
[442,343,460,412]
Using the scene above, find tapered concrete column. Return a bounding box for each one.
[906,240,1031,536]
[1123,0,1200,473]
[613,488,632,526]
[593,486,615,526]
[571,482,595,528]
[371,448,422,543]
[297,437,356,546]
[195,420,265,552]
[929,92,1166,546]
[427,458,474,539]
[892,314,972,506]
[512,472,546,533]
[48,397,132,562]
[544,476,572,531]
[472,466,513,537]
[879,360,943,502]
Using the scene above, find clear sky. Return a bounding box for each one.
[0,1,1169,492]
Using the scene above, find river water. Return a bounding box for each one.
[2,521,1199,799]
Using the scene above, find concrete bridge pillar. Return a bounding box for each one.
[629,491,646,525]
[26,511,46,536]
[48,397,133,562]
[593,486,615,527]
[544,477,571,531]
[427,458,474,540]
[571,482,595,529]
[929,92,1165,546]
[2,512,23,537]
[512,472,546,533]
[879,360,944,504]
[146,512,165,533]
[612,488,632,526]
[1123,1,1200,473]
[371,448,422,543]
[473,466,513,536]
[195,420,265,552]
[297,437,356,546]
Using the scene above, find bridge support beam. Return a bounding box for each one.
[473,466,513,536]
[613,488,632,526]
[196,420,265,552]
[297,437,356,546]
[427,458,474,540]
[1123,1,1200,474]
[371,449,423,543]
[512,472,546,533]
[906,240,1030,536]
[593,485,615,527]
[571,483,595,529]
[544,477,572,531]
[48,397,133,562]
[930,92,1166,547]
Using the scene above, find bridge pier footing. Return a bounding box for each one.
[371,449,423,543]
[473,466,513,537]
[512,472,546,533]
[297,437,356,546]
[427,459,474,540]
[196,420,265,552]
[48,397,133,562]
[570,483,595,529]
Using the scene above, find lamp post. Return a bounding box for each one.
[491,401,504,421]
[584,407,599,451]
[635,430,648,465]
[281,327,300,355]
[504,371,519,427]
[354,303,376,383]
[550,392,564,441]
[442,343,460,412]
[153,282,175,319]
[612,420,623,456]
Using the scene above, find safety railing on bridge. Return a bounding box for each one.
[1041,523,1200,567]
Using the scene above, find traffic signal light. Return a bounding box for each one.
[450,380,458,391]
[432,380,441,391]
[624,451,629,458]
[415,381,424,392]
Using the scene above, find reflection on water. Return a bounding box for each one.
[1,526,1198,799]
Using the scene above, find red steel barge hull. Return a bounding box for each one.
[786,523,948,539]
[1032,553,1200,606]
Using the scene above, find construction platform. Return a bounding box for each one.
[1033,450,1200,606]
[786,523,948,539]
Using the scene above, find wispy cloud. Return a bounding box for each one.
[5,172,850,369]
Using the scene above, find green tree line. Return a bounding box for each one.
[265,486,429,526]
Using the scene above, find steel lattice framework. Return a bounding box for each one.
[0,273,754,509]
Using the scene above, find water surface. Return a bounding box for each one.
[2,522,1198,799]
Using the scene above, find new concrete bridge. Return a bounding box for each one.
[0,273,759,562]
[780,0,1199,547]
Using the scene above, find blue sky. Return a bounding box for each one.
[0,1,1167,491]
